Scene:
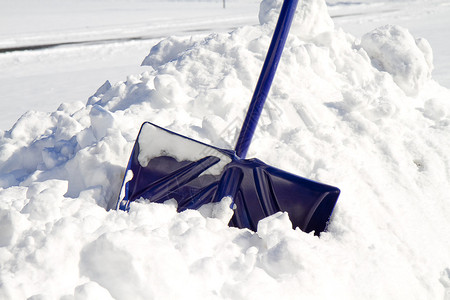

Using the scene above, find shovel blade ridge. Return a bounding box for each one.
[116,122,340,234]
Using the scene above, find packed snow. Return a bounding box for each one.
[1,0,450,299]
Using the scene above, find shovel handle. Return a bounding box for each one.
[234,0,299,158]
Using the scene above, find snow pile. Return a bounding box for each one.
[1,0,450,299]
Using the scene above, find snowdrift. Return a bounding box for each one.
[0,0,449,299]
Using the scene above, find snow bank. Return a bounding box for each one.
[1,0,450,299]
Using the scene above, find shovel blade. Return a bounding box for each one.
[117,122,340,233]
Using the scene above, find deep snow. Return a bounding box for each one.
[1,0,450,299]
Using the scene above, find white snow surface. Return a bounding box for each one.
[1,0,450,299]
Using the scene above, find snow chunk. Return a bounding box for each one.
[141,36,200,68]
[422,98,448,121]
[258,0,282,25]
[361,25,433,96]
[153,74,185,103]
[257,212,293,248]
[89,105,115,140]
[0,209,27,247]
[292,0,334,40]
[21,180,69,221]
[87,80,112,106]
[7,111,53,142]
[198,196,234,224]
[259,0,334,40]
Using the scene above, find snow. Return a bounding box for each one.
[0,0,261,130]
[136,122,232,175]
[361,24,433,96]
[1,0,450,299]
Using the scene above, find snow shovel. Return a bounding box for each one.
[115,0,340,233]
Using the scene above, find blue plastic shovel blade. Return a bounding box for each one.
[117,122,340,233]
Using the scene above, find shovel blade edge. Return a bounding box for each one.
[116,122,340,234]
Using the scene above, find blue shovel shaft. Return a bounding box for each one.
[234,0,299,158]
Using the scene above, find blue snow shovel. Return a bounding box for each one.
[115,0,340,234]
